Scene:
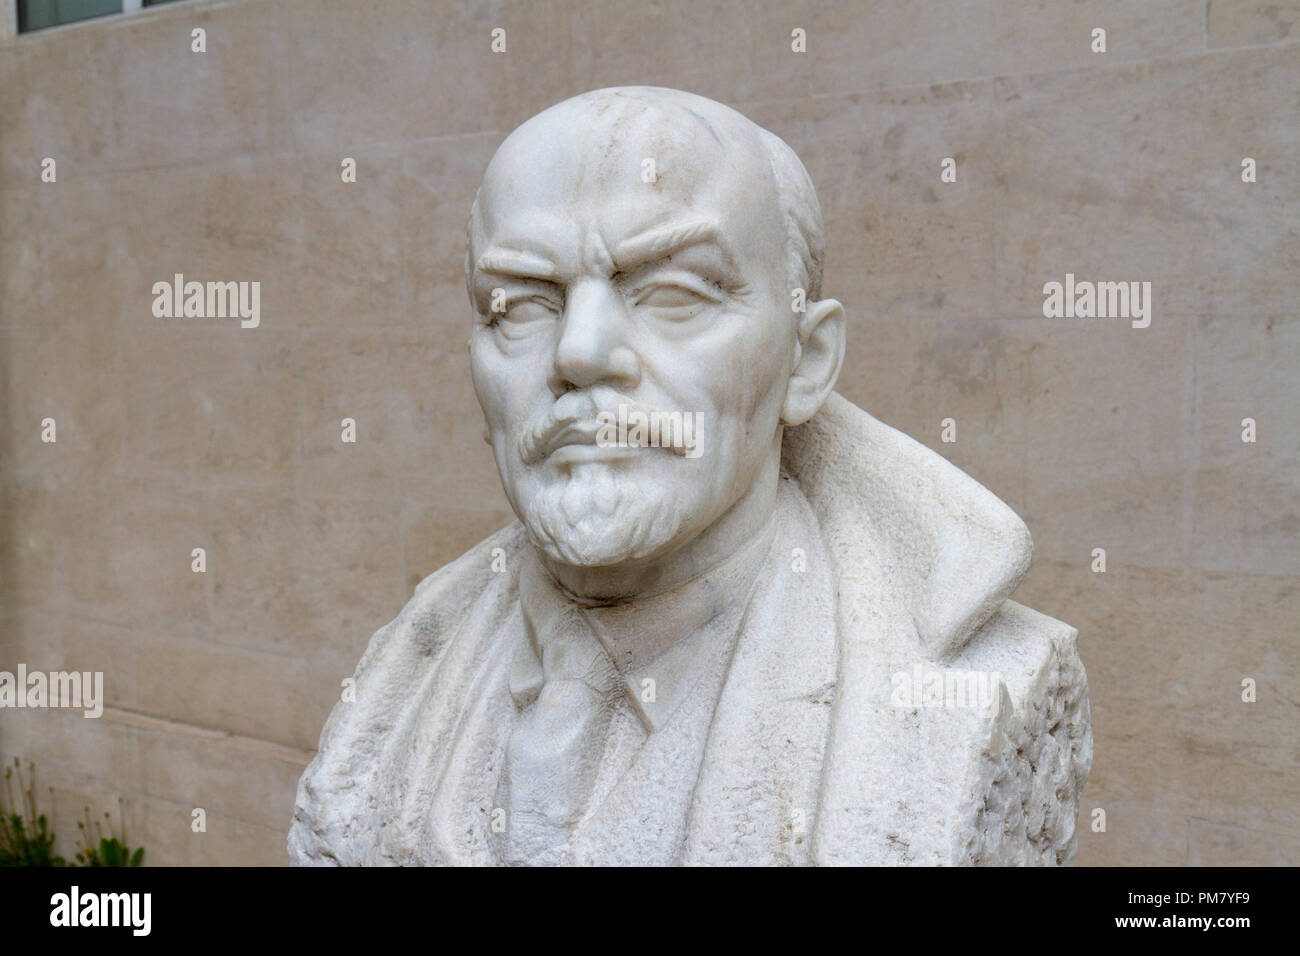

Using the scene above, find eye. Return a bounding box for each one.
[638,285,707,309]
[629,276,721,321]
[491,295,561,338]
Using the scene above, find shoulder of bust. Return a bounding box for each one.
[288,520,527,865]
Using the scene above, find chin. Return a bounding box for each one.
[527,524,655,568]
[514,463,689,568]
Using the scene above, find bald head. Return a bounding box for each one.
[464,86,845,587]
[467,87,825,303]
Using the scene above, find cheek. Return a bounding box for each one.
[726,350,793,462]
[652,323,789,448]
[470,345,516,429]
[723,331,794,420]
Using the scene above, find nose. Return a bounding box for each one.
[548,277,641,395]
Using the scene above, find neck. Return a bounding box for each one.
[541,443,783,604]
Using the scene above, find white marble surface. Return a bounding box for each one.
[290,88,1091,866]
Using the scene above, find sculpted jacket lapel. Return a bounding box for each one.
[565,662,726,865]
[683,479,839,865]
[392,564,521,866]
[781,393,1035,865]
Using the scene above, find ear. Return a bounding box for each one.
[781,297,845,426]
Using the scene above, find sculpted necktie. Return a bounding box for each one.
[501,608,621,865]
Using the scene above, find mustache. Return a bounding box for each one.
[518,389,690,465]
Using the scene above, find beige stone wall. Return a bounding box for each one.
[1,0,1295,865]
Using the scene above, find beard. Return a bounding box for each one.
[519,461,685,567]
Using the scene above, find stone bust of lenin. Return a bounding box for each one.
[289,86,1092,866]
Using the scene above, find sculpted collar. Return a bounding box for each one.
[511,511,779,733]
[782,392,1033,660]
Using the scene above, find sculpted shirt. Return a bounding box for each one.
[497,497,781,865]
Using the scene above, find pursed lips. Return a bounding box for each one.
[543,422,604,456]
[542,420,694,463]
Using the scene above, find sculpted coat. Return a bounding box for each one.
[288,87,1092,866]
[290,394,1092,865]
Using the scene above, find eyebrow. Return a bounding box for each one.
[473,216,735,285]
[473,248,560,281]
[611,217,731,271]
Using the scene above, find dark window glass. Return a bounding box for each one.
[19,0,122,33]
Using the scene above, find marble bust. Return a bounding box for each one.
[289,87,1092,866]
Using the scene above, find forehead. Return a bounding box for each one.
[473,94,782,271]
